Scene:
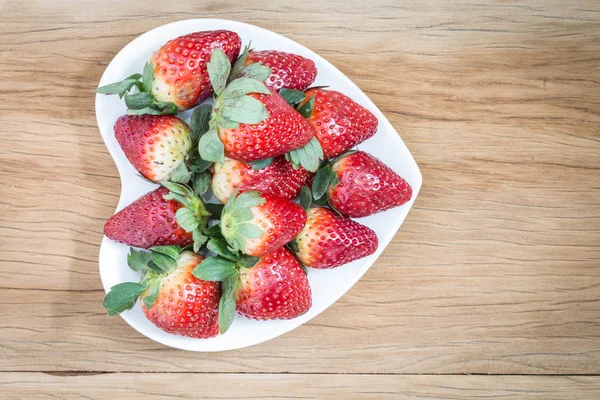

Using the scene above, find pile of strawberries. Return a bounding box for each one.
[96,30,413,339]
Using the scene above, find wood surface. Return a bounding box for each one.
[1,0,599,398]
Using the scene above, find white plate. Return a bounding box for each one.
[96,19,422,352]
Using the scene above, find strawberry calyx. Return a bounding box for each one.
[161,181,212,253]
[192,238,259,333]
[278,88,324,173]
[219,190,266,254]
[103,245,185,315]
[198,47,273,164]
[310,150,358,205]
[95,62,178,115]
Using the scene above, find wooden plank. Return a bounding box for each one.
[1,373,600,399]
[0,0,599,375]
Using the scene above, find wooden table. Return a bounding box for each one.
[1,1,599,398]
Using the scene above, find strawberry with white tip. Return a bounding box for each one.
[103,247,221,338]
[211,156,314,204]
[219,190,306,257]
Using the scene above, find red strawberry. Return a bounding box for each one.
[104,183,210,249]
[220,191,307,257]
[236,247,311,320]
[192,241,311,331]
[294,207,378,269]
[217,86,314,162]
[96,30,241,113]
[114,114,191,182]
[211,156,314,204]
[151,30,241,110]
[328,151,412,217]
[300,88,378,159]
[103,248,221,339]
[244,50,317,91]
[198,49,318,170]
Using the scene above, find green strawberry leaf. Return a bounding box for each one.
[205,203,225,219]
[142,279,161,310]
[161,181,194,198]
[126,106,164,116]
[193,257,237,281]
[207,48,231,96]
[192,171,211,196]
[142,62,154,93]
[203,223,223,238]
[221,95,269,124]
[298,185,312,210]
[237,62,272,82]
[152,101,178,115]
[207,238,238,261]
[249,158,273,170]
[237,255,259,269]
[218,271,239,334]
[229,42,251,83]
[103,282,146,316]
[192,228,208,253]
[175,207,199,232]
[146,260,165,273]
[313,192,329,205]
[287,137,323,173]
[189,158,212,173]
[198,128,225,164]
[125,92,153,110]
[95,76,140,95]
[127,248,151,272]
[190,104,212,145]
[221,77,270,100]
[216,114,240,129]
[330,169,340,189]
[151,245,180,273]
[279,88,306,106]
[297,95,315,118]
[237,223,264,239]
[312,163,333,200]
[170,162,193,184]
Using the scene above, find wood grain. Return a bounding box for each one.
[2,373,600,400]
[1,0,599,397]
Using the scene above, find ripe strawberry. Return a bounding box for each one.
[220,190,306,257]
[293,207,378,269]
[328,151,412,217]
[211,156,314,204]
[198,49,319,170]
[236,247,311,320]
[104,183,210,249]
[244,50,317,91]
[96,30,241,113]
[151,30,241,110]
[300,88,378,159]
[103,247,221,338]
[193,241,311,329]
[114,114,191,182]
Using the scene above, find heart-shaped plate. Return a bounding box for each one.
[95,19,422,351]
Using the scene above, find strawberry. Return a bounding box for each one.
[244,50,317,91]
[198,49,322,172]
[104,182,211,250]
[193,241,311,329]
[103,247,220,338]
[211,156,314,204]
[96,30,241,113]
[325,151,412,218]
[235,247,311,320]
[292,207,378,269]
[220,190,306,257]
[114,114,191,182]
[298,88,378,159]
